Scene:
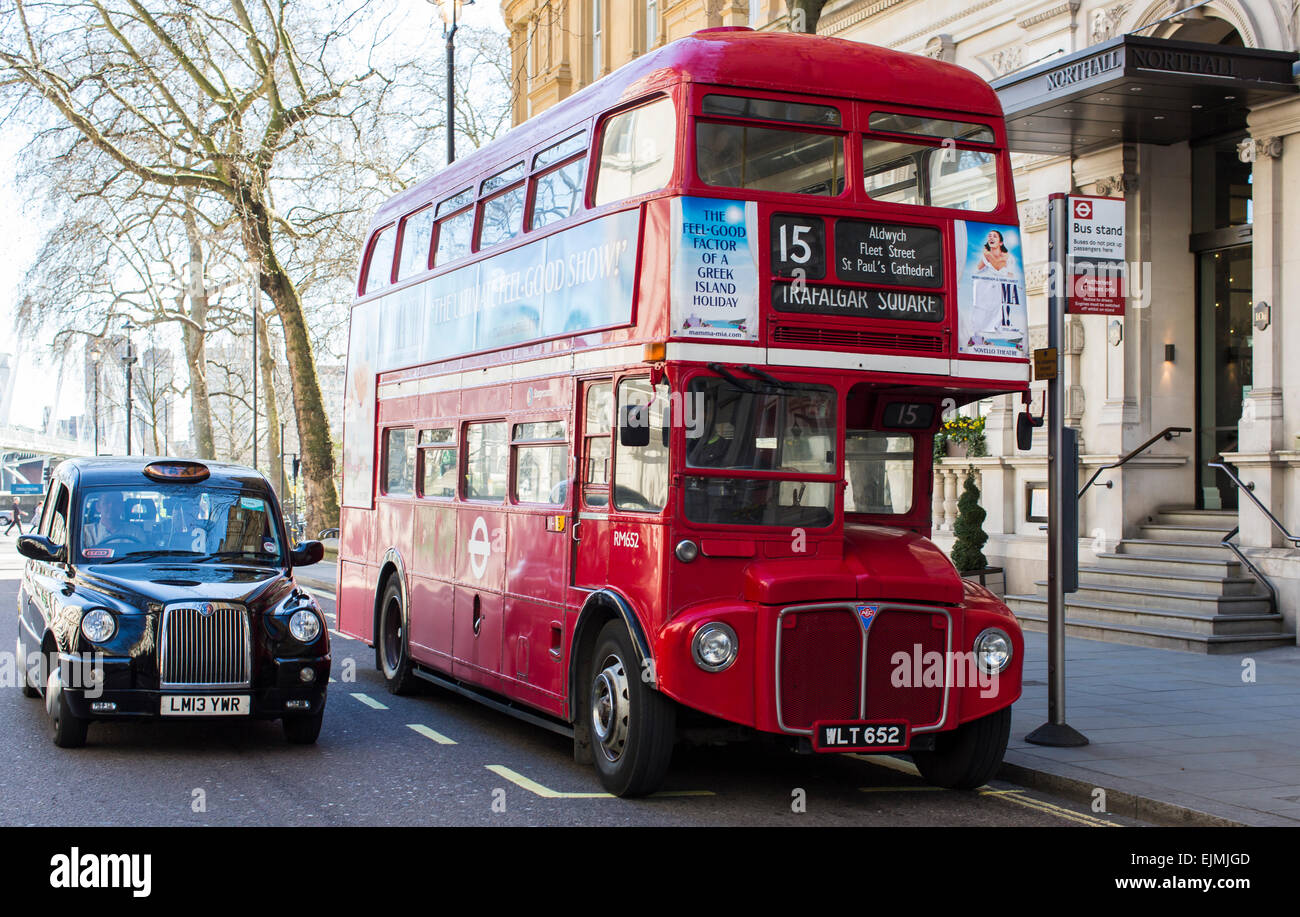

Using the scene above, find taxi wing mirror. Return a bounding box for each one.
[17,534,63,563]
[290,540,325,567]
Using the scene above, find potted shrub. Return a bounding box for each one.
[951,471,988,573]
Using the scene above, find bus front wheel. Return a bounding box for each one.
[911,706,1011,790]
[587,620,675,797]
[377,578,419,695]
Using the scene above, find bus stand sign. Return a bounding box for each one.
[1066,195,1126,315]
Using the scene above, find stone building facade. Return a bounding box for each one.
[501,1,1300,650]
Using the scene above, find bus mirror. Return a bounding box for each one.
[1016,411,1034,451]
[619,405,651,448]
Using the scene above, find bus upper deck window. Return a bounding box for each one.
[697,122,843,196]
[862,137,998,212]
[396,207,435,281]
[363,225,396,293]
[594,97,676,207]
[868,112,994,145]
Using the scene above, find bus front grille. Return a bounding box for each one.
[776,605,949,735]
[159,603,252,688]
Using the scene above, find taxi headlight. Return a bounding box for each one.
[80,609,117,644]
[289,608,323,643]
[974,628,1012,674]
[692,622,738,672]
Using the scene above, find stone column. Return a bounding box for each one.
[1236,98,1300,548]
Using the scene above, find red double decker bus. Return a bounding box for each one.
[338,27,1030,796]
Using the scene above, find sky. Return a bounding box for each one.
[0,0,507,439]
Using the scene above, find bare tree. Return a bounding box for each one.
[0,0,385,529]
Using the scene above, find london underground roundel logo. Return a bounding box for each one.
[468,516,491,580]
[1073,199,1093,220]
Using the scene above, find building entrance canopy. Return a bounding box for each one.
[992,35,1298,155]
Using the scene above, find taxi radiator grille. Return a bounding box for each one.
[159,603,251,688]
[777,607,948,733]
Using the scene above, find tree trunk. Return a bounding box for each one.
[180,199,216,459]
[786,0,827,32]
[238,187,339,533]
[255,301,281,498]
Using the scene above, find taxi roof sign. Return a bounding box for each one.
[143,461,211,482]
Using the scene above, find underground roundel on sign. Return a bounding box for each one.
[468,516,492,580]
[1073,199,1092,220]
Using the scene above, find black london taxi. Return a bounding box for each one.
[15,457,330,747]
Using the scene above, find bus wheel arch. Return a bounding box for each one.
[372,548,417,694]
[568,590,670,793]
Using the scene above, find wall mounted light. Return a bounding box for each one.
[1164,344,1176,363]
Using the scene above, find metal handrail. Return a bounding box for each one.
[1077,426,1191,499]
[1207,460,1300,546]
[1217,525,1279,610]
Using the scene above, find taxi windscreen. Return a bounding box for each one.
[77,484,283,565]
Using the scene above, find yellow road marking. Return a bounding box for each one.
[300,586,335,602]
[978,789,1120,827]
[408,723,457,745]
[486,765,612,799]
[850,755,1119,825]
[484,765,714,799]
[329,629,351,641]
[850,754,923,778]
[351,692,388,710]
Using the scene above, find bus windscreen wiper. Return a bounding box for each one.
[707,362,757,392]
[739,365,795,390]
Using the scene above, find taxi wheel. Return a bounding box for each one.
[45,660,88,749]
[283,710,324,744]
[587,620,675,797]
[912,706,1011,790]
[377,578,418,695]
[18,638,38,698]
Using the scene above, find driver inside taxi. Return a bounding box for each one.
[82,491,132,547]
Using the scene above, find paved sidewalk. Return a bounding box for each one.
[1006,631,1300,826]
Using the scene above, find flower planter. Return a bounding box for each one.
[945,441,969,458]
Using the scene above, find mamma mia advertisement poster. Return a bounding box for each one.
[953,221,1028,359]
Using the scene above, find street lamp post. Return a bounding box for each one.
[92,357,101,455]
[121,320,137,455]
[430,0,474,165]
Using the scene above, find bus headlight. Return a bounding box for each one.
[974,628,1012,674]
[692,623,737,672]
[80,609,117,644]
[289,609,323,643]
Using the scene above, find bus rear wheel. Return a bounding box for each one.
[912,706,1011,790]
[377,578,418,695]
[587,620,675,797]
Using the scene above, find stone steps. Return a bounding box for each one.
[1005,506,1293,653]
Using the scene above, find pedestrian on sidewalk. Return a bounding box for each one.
[4,497,22,535]
[29,499,43,534]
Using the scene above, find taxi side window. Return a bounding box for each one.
[47,485,70,546]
